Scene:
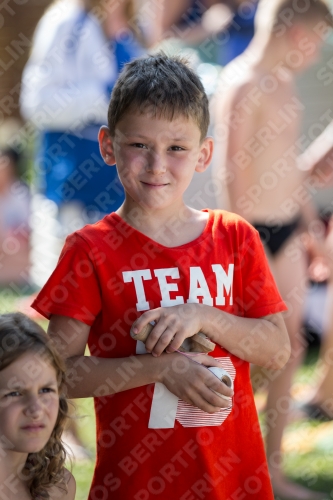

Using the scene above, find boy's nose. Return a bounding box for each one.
[146,151,166,174]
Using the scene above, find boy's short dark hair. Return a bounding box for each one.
[107,53,210,141]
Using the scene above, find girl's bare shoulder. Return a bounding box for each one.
[48,469,76,500]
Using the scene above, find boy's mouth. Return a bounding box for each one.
[141,181,168,187]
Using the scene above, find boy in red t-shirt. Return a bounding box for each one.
[32,54,290,500]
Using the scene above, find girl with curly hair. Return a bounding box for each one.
[0,312,75,499]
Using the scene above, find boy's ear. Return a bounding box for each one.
[98,126,116,165]
[195,137,214,173]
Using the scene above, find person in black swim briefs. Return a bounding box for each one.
[212,1,333,498]
[253,218,301,256]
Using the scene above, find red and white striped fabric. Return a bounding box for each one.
[176,357,236,427]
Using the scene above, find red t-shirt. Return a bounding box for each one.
[33,209,287,500]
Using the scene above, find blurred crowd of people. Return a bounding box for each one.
[1,0,333,499]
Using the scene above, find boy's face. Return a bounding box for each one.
[99,110,213,214]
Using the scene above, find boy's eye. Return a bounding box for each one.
[170,146,185,152]
[131,143,147,149]
[5,391,21,398]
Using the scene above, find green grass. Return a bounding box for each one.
[72,461,95,500]
[0,288,21,312]
[71,399,96,500]
[280,419,333,497]
[1,289,333,498]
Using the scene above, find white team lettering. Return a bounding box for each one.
[122,269,152,311]
[212,264,234,306]
[123,265,234,311]
[154,268,185,307]
[186,267,213,306]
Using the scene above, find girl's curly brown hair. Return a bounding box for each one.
[0,312,69,499]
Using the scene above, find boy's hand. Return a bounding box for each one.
[132,304,204,356]
[158,353,233,413]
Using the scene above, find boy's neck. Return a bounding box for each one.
[116,202,209,247]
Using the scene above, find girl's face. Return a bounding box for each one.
[0,351,59,455]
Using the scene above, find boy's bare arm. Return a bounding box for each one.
[133,304,290,369]
[47,315,233,413]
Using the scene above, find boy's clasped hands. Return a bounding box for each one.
[131,303,234,413]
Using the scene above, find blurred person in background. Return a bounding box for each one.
[218,0,258,65]
[298,122,333,420]
[154,0,258,65]
[20,0,148,236]
[212,0,333,498]
[20,0,149,287]
[0,146,30,287]
[301,218,333,420]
